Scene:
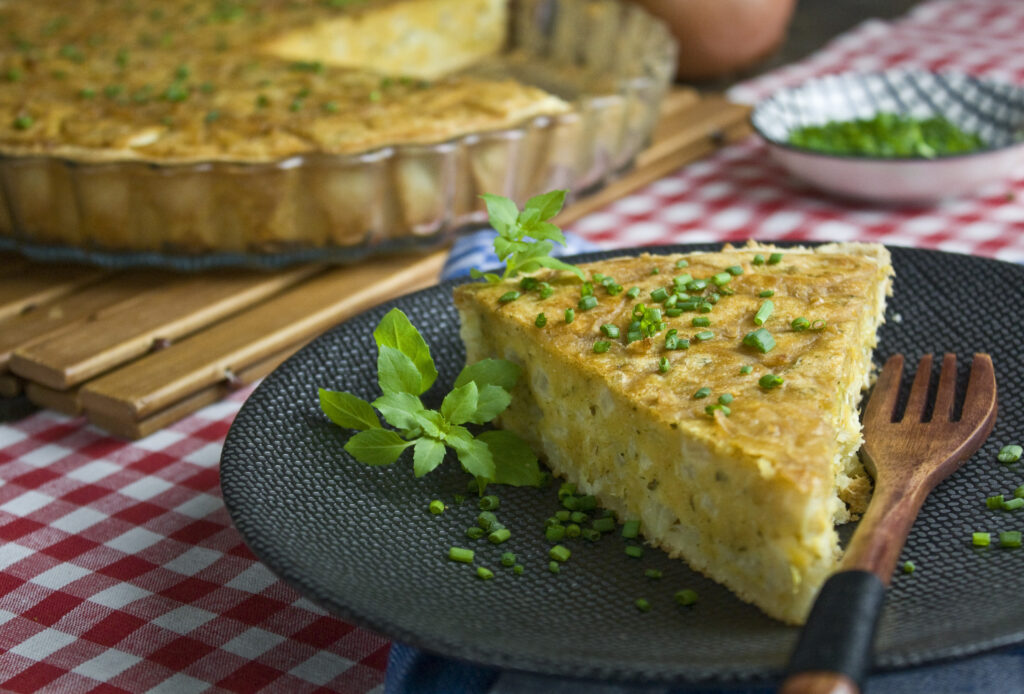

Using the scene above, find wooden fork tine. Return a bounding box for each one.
[960,353,998,429]
[931,353,958,421]
[902,354,934,422]
[863,354,904,427]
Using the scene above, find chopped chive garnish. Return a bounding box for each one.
[564,308,575,324]
[658,357,671,373]
[578,295,598,311]
[743,328,776,353]
[768,252,783,265]
[555,510,571,522]
[466,526,485,539]
[601,324,620,338]
[998,445,1023,463]
[520,277,539,290]
[691,317,710,327]
[986,495,1005,510]
[1015,486,1024,499]
[791,317,810,331]
[625,545,644,558]
[550,545,571,562]
[754,300,774,326]
[694,330,714,341]
[478,511,498,530]
[570,511,587,523]
[675,258,689,268]
[740,365,753,374]
[562,496,580,511]
[705,404,731,417]
[13,115,34,130]
[686,279,707,292]
[593,516,616,533]
[622,520,640,538]
[578,495,597,511]
[973,532,991,546]
[501,552,517,567]
[711,272,732,286]
[558,483,576,498]
[593,341,611,354]
[727,265,743,276]
[513,564,524,575]
[811,319,827,331]
[651,267,660,275]
[429,500,445,514]
[626,287,640,299]
[498,291,520,304]
[758,289,774,297]
[718,393,734,405]
[694,387,711,399]
[634,598,651,612]
[476,566,494,580]
[489,528,512,544]
[449,547,475,563]
[674,274,693,288]
[644,569,663,579]
[901,560,915,574]
[664,308,683,318]
[535,313,547,327]
[674,589,698,606]
[1003,498,1024,511]
[580,282,594,297]
[650,287,670,303]
[566,523,581,538]
[548,561,560,573]
[539,283,554,299]
[479,495,499,511]
[1000,531,1022,548]
[545,524,566,542]
[759,373,784,389]
[752,254,765,265]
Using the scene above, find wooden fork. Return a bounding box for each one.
[781,353,998,694]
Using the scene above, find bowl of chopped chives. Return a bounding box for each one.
[750,70,1024,204]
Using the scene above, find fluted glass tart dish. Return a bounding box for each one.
[0,0,675,269]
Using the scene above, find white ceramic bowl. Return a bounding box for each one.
[750,70,1024,204]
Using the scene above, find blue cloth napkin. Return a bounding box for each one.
[385,231,1024,694]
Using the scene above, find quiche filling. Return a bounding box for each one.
[453,242,893,624]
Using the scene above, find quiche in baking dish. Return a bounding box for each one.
[453,243,893,624]
[0,0,674,257]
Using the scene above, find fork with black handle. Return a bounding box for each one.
[780,353,998,694]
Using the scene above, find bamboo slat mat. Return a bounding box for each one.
[0,88,750,438]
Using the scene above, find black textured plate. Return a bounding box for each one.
[221,244,1024,686]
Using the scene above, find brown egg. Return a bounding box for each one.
[628,0,796,81]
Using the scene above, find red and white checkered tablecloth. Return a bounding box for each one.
[3,2,1024,692]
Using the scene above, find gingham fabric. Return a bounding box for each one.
[3,2,1024,693]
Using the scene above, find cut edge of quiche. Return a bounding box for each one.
[453,241,894,624]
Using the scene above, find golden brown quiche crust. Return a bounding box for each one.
[453,243,892,494]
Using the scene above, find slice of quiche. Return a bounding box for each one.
[453,242,893,624]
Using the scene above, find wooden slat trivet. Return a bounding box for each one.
[0,263,109,323]
[79,250,447,425]
[9,264,321,389]
[1,87,753,437]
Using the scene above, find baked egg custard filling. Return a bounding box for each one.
[454,242,893,624]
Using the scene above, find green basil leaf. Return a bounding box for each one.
[480,193,519,236]
[377,344,423,395]
[477,430,544,487]
[523,189,566,221]
[454,358,520,391]
[453,435,495,482]
[372,392,425,431]
[412,437,446,477]
[467,385,512,424]
[533,254,586,280]
[318,388,381,430]
[526,221,567,247]
[440,381,478,426]
[343,429,412,465]
[415,409,446,439]
[373,308,437,394]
